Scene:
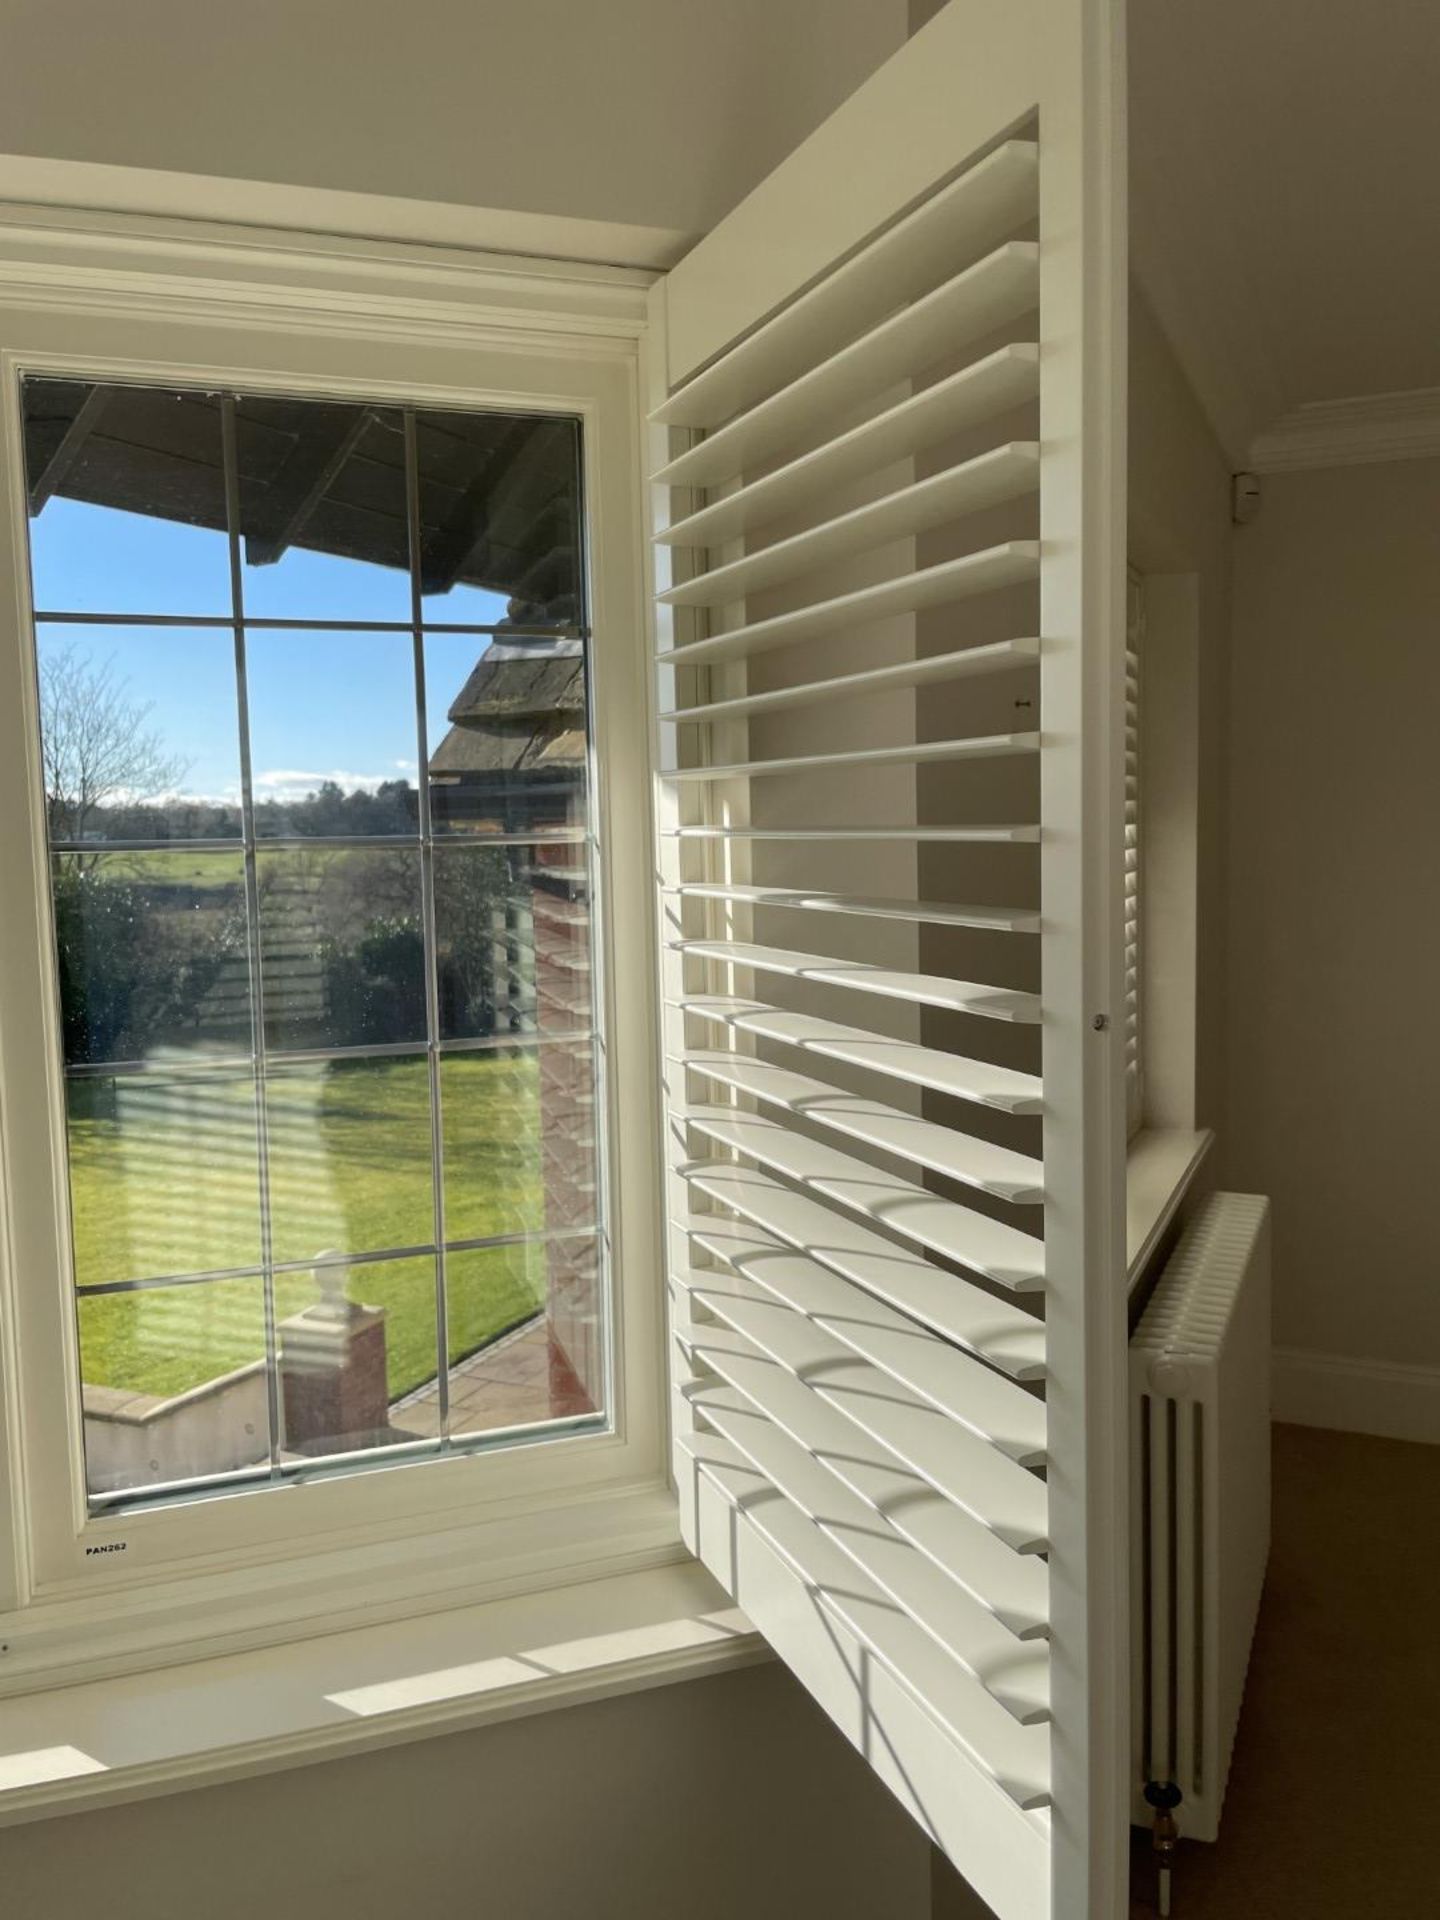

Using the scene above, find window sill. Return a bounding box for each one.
[0,1558,763,1827]
[1126,1125,1215,1290]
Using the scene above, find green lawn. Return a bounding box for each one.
[68,1053,588,1402]
[68,847,246,890]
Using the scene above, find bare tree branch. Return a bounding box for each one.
[39,641,189,841]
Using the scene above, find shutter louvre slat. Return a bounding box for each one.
[654,243,1039,490]
[686,1383,1051,1721]
[678,1050,1044,1203]
[671,885,1038,933]
[660,542,1039,670]
[676,1308,1047,1550]
[653,141,1037,430]
[679,1114,1046,1291]
[683,1160,1046,1376]
[659,636,1038,726]
[659,347,1040,551]
[680,1432,1053,1811]
[685,1222,1045,1457]
[667,822,1041,845]
[660,445,1038,608]
[677,996,1044,1112]
[674,940,1041,1023]
[663,729,1038,783]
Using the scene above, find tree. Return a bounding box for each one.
[39,640,187,842]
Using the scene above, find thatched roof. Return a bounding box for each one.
[430,638,586,779]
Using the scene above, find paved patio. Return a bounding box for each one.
[389,1314,596,1440]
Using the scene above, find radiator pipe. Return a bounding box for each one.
[1144,1780,1183,1916]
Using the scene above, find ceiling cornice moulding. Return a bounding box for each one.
[1250,387,1440,472]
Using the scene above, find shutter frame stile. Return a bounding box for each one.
[648,5,1127,1916]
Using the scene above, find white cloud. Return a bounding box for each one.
[253,768,404,802]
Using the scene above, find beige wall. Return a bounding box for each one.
[1225,456,1440,1370]
[0,0,906,237]
[1,1663,931,1920]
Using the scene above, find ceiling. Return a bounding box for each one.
[1129,0,1440,463]
[2,0,1434,470]
[0,0,906,241]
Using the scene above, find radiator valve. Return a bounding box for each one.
[1143,1781,1183,1916]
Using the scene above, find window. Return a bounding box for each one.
[21,377,606,1508]
[0,235,665,1648]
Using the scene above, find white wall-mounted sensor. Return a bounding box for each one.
[1232,472,1262,525]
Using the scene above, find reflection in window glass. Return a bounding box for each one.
[22,381,232,616]
[276,1254,439,1462]
[22,373,605,1510]
[65,1069,261,1286]
[245,629,419,836]
[266,1056,433,1265]
[445,1239,602,1438]
[433,846,591,1042]
[52,850,250,1067]
[79,1277,269,1499]
[441,1044,597,1246]
[37,625,243,842]
[257,846,426,1053]
[425,629,589,838]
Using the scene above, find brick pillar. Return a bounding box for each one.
[279,1258,391,1455]
[530,860,601,1413]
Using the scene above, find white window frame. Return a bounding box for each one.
[0,202,681,1689]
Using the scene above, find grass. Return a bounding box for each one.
[65,848,245,890]
[68,1052,591,1402]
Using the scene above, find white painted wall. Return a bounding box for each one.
[1226,457,1440,1391]
[0,1664,932,1920]
[0,0,907,238]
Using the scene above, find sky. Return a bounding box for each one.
[29,498,516,808]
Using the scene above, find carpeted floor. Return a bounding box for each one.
[1129,1422,1440,1916]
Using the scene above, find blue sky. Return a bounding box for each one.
[30,498,513,805]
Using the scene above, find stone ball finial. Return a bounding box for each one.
[312,1252,352,1320]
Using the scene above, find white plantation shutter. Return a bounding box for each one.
[649,5,1128,1916]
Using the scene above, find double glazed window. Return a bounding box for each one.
[21,377,607,1509]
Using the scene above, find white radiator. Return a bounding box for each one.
[1130,1192,1271,1842]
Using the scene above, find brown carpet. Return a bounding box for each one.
[1130,1423,1440,1917]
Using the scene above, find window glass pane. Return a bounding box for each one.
[236,400,410,622]
[53,850,251,1067]
[444,1238,603,1439]
[434,845,591,1041]
[415,409,580,629]
[79,1277,269,1500]
[424,630,588,838]
[257,846,425,1051]
[66,1068,261,1287]
[23,375,605,1512]
[276,1253,440,1462]
[246,629,419,837]
[22,379,232,616]
[37,624,243,842]
[267,1056,433,1265]
[441,1043,597,1245]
